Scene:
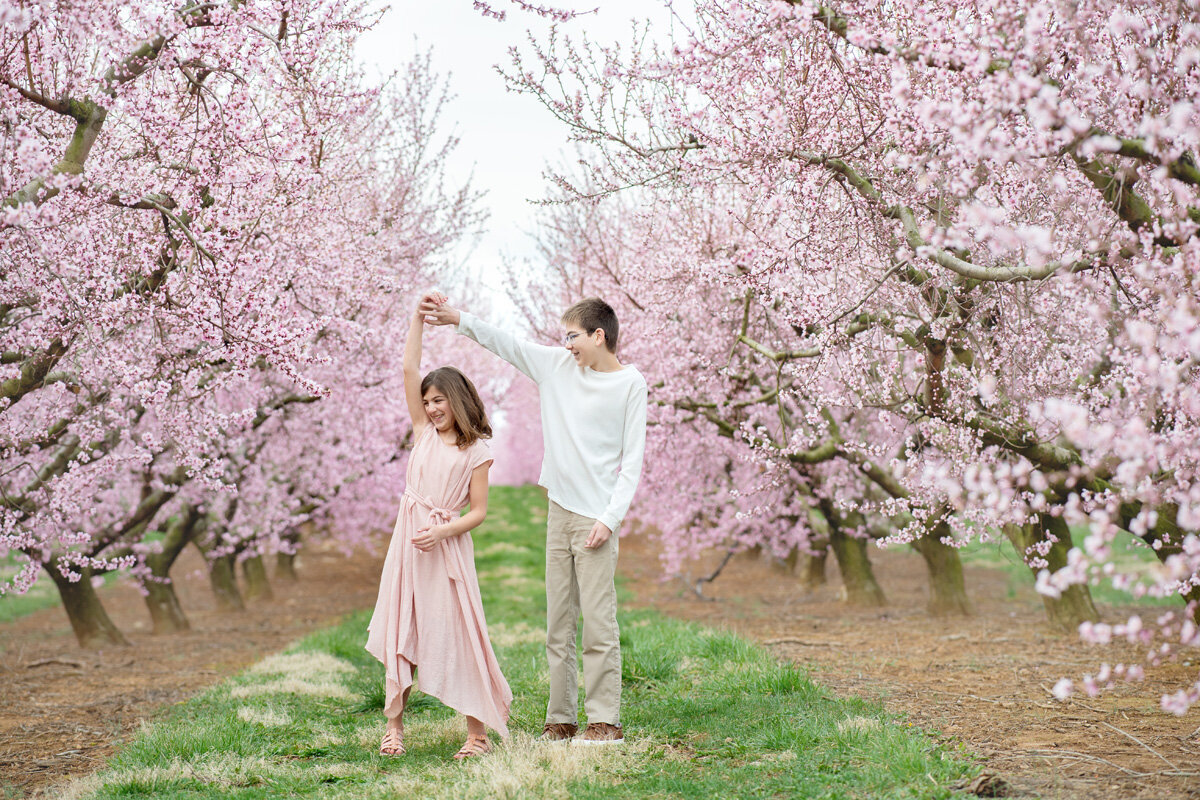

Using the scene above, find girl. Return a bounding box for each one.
[365,293,512,759]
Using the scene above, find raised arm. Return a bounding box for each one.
[403,303,428,437]
[421,297,562,383]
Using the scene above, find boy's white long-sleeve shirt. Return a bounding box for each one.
[457,311,648,533]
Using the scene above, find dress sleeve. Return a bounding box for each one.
[469,440,494,472]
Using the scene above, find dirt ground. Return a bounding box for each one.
[2,531,1199,800]
[0,541,386,799]
[620,534,1200,800]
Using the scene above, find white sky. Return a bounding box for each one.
[355,1,680,316]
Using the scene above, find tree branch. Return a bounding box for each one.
[793,151,1103,282]
[736,333,820,361]
[802,3,1011,75]
[0,77,77,117]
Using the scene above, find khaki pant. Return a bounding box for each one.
[545,501,621,726]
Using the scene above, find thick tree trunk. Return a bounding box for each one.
[1004,516,1099,631]
[275,549,297,582]
[207,553,245,611]
[45,563,128,649]
[241,553,273,601]
[143,577,190,634]
[775,547,800,574]
[142,509,199,634]
[775,545,829,589]
[275,522,307,582]
[800,550,829,590]
[193,520,245,612]
[796,509,831,590]
[829,528,886,607]
[909,524,972,616]
[821,503,886,607]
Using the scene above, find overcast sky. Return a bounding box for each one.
[354,1,678,313]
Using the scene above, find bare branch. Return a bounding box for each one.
[736,334,820,362]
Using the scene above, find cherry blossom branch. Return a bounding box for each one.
[1071,155,1183,248]
[1112,143,1200,188]
[736,333,820,361]
[799,3,1012,75]
[473,0,590,23]
[3,1,229,210]
[0,339,69,406]
[793,151,1105,282]
[85,466,191,556]
[0,77,75,117]
[815,2,1200,190]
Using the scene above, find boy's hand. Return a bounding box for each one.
[584,521,612,550]
[413,523,453,551]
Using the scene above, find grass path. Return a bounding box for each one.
[62,486,977,799]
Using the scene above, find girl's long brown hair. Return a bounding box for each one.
[420,366,492,448]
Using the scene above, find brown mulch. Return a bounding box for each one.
[0,541,387,798]
[620,532,1200,800]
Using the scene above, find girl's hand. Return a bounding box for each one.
[418,289,448,320]
[412,523,454,551]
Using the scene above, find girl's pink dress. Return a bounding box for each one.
[365,424,512,737]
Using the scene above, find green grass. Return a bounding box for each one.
[63,485,978,799]
[958,528,1180,608]
[0,553,63,624]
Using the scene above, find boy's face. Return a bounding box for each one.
[563,324,605,368]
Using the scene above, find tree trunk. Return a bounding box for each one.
[207,553,245,611]
[799,550,829,590]
[241,553,273,601]
[797,509,830,590]
[1004,516,1099,631]
[275,522,308,582]
[820,502,886,607]
[775,547,799,575]
[143,576,190,634]
[142,509,199,634]
[45,563,128,649]
[193,520,245,612]
[275,549,297,582]
[909,523,972,616]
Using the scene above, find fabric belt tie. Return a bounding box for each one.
[403,487,456,527]
[402,487,465,581]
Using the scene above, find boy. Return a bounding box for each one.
[420,294,647,745]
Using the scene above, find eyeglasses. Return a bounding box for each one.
[563,332,584,345]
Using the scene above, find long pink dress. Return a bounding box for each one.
[365,424,512,737]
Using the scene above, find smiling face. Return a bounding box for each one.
[422,385,455,433]
[563,324,606,369]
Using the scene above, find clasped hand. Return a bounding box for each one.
[418,290,459,327]
[412,523,453,552]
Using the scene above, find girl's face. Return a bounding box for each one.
[423,386,455,433]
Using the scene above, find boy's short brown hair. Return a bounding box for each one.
[561,297,619,353]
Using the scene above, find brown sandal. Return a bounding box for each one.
[380,726,406,756]
[453,733,491,760]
